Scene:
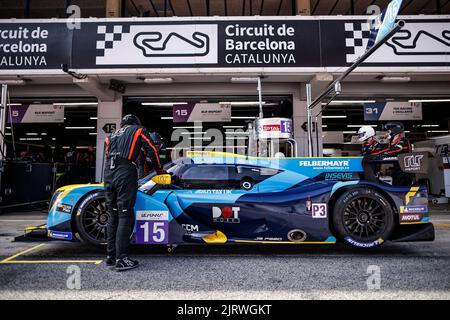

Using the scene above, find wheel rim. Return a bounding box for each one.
[80,198,108,242]
[343,196,386,240]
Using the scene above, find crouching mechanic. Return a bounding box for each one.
[104,114,165,271]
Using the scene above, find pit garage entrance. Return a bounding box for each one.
[123,95,293,160]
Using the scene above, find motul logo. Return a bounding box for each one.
[212,206,240,223]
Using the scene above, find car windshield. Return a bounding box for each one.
[138,157,192,192]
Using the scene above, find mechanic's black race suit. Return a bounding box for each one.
[104,125,163,259]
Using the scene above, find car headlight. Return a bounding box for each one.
[49,190,63,210]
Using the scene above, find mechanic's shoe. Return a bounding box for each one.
[115,257,139,272]
[106,256,116,267]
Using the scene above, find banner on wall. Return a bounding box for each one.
[8,104,65,123]
[173,103,231,123]
[0,17,449,71]
[364,102,422,121]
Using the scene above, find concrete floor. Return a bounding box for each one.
[0,210,449,300]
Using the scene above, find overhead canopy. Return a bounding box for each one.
[1,0,450,19]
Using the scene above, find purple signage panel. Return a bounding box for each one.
[173,104,195,123]
[135,220,169,244]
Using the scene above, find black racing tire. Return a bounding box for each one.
[240,178,254,191]
[332,187,395,249]
[74,191,108,247]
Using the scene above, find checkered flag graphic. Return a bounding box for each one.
[344,22,371,63]
[96,25,130,57]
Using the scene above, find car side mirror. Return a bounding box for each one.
[151,174,172,185]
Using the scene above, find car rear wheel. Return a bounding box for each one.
[75,192,108,247]
[332,187,395,249]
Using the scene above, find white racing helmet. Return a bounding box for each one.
[357,126,375,142]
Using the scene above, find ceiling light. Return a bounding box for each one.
[181,132,207,135]
[161,116,173,120]
[54,102,98,106]
[380,76,411,83]
[90,117,98,120]
[231,116,258,119]
[189,137,212,140]
[65,126,96,129]
[230,77,260,83]
[221,101,266,106]
[327,100,376,105]
[225,132,249,135]
[0,79,26,85]
[322,115,347,119]
[143,77,173,84]
[142,102,188,106]
[173,126,203,129]
[223,125,245,129]
[409,99,450,103]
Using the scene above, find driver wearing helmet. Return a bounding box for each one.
[357,125,380,156]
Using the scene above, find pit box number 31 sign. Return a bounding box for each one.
[136,211,169,244]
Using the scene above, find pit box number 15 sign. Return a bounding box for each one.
[136,211,169,244]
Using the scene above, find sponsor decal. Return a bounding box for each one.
[254,237,283,241]
[299,160,351,171]
[136,210,169,221]
[323,172,358,181]
[398,152,429,174]
[344,236,384,248]
[194,190,232,194]
[77,193,98,215]
[400,205,428,214]
[212,206,240,223]
[181,224,199,232]
[262,124,281,131]
[311,203,327,219]
[56,203,73,214]
[136,211,169,244]
[400,214,421,222]
[48,230,73,240]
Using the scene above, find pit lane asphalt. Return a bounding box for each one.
[0,209,449,300]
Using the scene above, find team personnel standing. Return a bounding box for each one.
[104,114,165,271]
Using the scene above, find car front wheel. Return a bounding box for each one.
[332,187,395,249]
[74,192,108,247]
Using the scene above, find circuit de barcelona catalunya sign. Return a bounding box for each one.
[0,17,449,71]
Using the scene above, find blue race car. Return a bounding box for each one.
[47,152,434,249]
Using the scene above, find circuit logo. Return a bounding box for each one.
[212,206,240,223]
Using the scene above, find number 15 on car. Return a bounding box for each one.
[135,211,169,244]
